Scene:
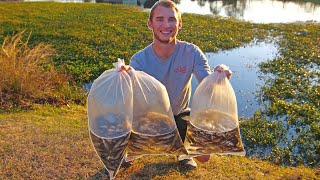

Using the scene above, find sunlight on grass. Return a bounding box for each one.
[0,31,69,110]
[1,105,318,179]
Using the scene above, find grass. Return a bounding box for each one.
[0,105,98,179]
[0,31,88,110]
[0,104,318,179]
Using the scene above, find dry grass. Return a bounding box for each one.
[0,31,69,110]
[0,105,318,180]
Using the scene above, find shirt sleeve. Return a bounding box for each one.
[193,46,211,83]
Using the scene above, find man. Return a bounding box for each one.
[129,0,231,169]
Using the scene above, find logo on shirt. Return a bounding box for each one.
[174,65,187,73]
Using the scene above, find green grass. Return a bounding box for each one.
[303,0,320,3]
[0,104,318,179]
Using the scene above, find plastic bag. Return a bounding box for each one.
[125,67,188,161]
[184,64,245,156]
[88,59,132,179]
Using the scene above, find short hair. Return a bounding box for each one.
[149,0,181,21]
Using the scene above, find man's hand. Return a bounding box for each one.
[214,64,232,80]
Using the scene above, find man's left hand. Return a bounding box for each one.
[214,64,232,80]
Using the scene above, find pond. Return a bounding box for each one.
[23,0,320,23]
[176,0,320,23]
[191,39,279,118]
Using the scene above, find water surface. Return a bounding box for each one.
[191,39,279,118]
[177,0,320,23]
[22,0,320,23]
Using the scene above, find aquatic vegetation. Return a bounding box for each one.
[243,22,320,167]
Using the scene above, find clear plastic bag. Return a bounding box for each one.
[125,68,188,161]
[184,64,245,156]
[88,59,132,179]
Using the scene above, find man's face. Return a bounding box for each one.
[148,6,182,44]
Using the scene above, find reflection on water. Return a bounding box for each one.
[191,39,279,118]
[176,0,320,23]
[22,0,320,23]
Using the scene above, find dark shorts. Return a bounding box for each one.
[174,111,190,143]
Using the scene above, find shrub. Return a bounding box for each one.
[0,31,70,110]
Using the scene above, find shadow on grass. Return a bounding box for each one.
[129,161,194,179]
[88,169,110,180]
[88,161,194,180]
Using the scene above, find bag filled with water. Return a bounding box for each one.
[88,59,132,179]
[125,67,188,161]
[185,64,245,156]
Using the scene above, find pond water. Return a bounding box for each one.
[22,0,320,23]
[176,0,320,23]
[191,39,279,118]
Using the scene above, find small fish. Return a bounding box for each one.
[90,131,130,179]
[185,123,245,155]
[127,129,188,157]
[126,112,188,159]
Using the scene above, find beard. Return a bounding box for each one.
[153,30,178,44]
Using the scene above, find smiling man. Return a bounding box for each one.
[129,0,229,169]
